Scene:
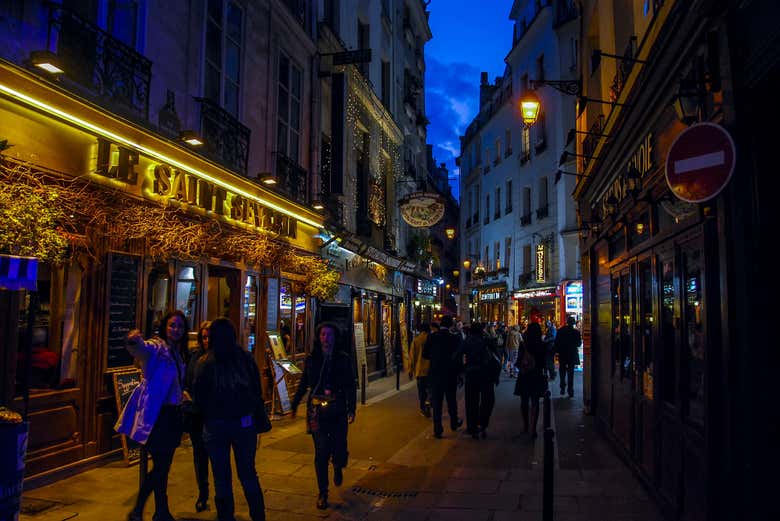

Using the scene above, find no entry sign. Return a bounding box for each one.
[665,122,736,203]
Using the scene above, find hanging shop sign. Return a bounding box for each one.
[399,192,445,227]
[536,244,546,282]
[513,286,558,299]
[479,286,506,301]
[665,122,736,203]
[417,279,437,296]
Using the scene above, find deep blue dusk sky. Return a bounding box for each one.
[425,0,515,201]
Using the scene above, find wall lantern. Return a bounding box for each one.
[672,80,705,126]
[445,227,456,240]
[312,200,325,211]
[259,173,277,185]
[452,269,460,278]
[626,165,642,197]
[180,130,204,146]
[30,50,64,74]
[462,259,472,270]
[605,194,619,217]
[518,91,541,127]
[414,299,420,307]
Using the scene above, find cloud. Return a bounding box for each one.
[424,56,483,201]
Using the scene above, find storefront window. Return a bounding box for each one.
[682,245,705,426]
[279,281,294,352]
[608,229,626,260]
[660,257,678,404]
[638,259,654,399]
[353,295,379,346]
[207,266,235,320]
[146,263,170,337]
[16,264,55,393]
[244,275,258,352]
[611,273,632,380]
[175,265,198,329]
[293,294,307,355]
[629,213,650,249]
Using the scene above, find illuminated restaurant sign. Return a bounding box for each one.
[536,244,545,282]
[513,287,558,299]
[399,192,445,227]
[95,139,297,238]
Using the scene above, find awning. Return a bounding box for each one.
[339,266,396,296]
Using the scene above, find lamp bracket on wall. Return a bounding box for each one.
[529,79,582,96]
[555,169,587,184]
[559,150,599,167]
[566,128,611,147]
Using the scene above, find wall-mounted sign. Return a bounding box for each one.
[479,288,505,301]
[665,123,736,203]
[416,279,437,295]
[535,244,545,282]
[600,132,655,217]
[513,287,558,299]
[399,192,445,227]
[565,281,583,295]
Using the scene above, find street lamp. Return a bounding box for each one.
[462,259,472,270]
[452,269,460,278]
[518,90,541,127]
[445,227,456,240]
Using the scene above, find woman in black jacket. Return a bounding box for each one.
[514,322,548,440]
[183,320,211,513]
[291,322,357,510]
[461,322,498,439]
[192,318,265,521]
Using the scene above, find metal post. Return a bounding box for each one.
[543,427,555,521]
[543,389,551,430]
[361,363,367,405]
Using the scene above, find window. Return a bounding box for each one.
[660,256,677,404]
[205,0,243,117]
[278,53,302,163]
[570,37,578,71]
[107,0,139,48]
[535,111,547,149]
[485,194,490,224]
[358,21,370,77]
[495,187,501,219]
[495,242,500,269]
[682,243,705,426]
[495,138,502,163]
[523,245,532,273]
[473,185,480,224]
[506,180,513,213]
[521,186,532,224]
[381,60,391,108]
[484,147,491,168]
[485,245,489,267]
[537,54,545,82]
[324,0,339,32]
[537,177,548,218]
[505,237,511,270]
[175,265,199,327]
[505,129,512,155]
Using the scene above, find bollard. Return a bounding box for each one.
[361,364,367,405]
[543,427,555,521]
[543,389,551,430]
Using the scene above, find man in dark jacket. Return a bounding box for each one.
[423,315,463,438]
[554,315,582,397]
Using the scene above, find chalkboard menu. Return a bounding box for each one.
[112,369,142,464]
[107,254,139,368]
[266,278,279,331]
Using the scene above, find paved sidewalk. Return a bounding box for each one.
[19,371,664,521]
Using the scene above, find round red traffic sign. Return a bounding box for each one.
[665,122,736,203]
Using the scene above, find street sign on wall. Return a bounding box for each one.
[665,122,736,203]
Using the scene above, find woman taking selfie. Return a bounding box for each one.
[291,322,356,510]
[117,310,189,521]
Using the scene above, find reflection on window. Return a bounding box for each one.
[639,260,654,399]
[147,265,170,337]
[660,259,677,404]
[683,248,705,426]
[294,294,306,355]
[244,275,257,352]
[17,264,55,394]
[176,266,198,327]
[279,281,293,352]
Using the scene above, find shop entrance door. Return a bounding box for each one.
[207,266,240,326]
[610,268,634,452]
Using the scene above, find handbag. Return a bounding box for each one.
[253,403,272,434]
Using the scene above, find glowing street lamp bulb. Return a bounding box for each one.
[519,91,541,127]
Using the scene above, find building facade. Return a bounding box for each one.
[458,0,580,328]
[0,0,329,480]
[575,1,777,519]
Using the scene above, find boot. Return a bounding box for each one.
[214,496,236,521]
[246,492,266,521]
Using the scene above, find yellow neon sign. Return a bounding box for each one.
[0,82,323,229]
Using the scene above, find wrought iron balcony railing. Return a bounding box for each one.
[520,213,532,226]
[582,114,605,170]
[47,4,151,121]
[275,152,309,205]
[610,37,638,102]
[195,97,250,175]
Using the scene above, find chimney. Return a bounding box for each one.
[479,72,496,109]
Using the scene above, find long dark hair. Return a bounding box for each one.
[312,321,344,357]
[158,310,190,364]
[208,317,251,392]
[524,322,543,348]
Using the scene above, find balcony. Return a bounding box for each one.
[536,205,549,220]
[196,97,250,175]
[46,4,151,121]
[582,114,605,170]
[275,152,309,205]
[610,37,638,102]
[520,213,532,226]
[504,147,513,158]
[519,151,531,165]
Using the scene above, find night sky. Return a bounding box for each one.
[425,0,515,202]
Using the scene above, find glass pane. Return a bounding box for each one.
[208,0,223,23]
[291,65,302,99]
[226,41,240,82]
[660,257,677,404]
[619,272,632,380]
[611,276,620,377]
[279,55,289,88]
[683,247,705,425]
[146,265,170,338]
[639,260,654,399]
[278,88,288,123]
[205,64,221,103]
[291,99,300,131]
[175,266,198,328]
[293,295,306,355]
[206,21,222,69]
[17,265,55,393]
[243,275,257,352]
[277,121,288,156]
[225,82,238,117]
[279,281,294,352]
[289,132,299,163]
[226,2,242,41]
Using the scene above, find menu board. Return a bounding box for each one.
[266,278,279,331]
[267,333,287,360]
[112,369,142,464]
[107,254,139,368]
[271,361,291,413]
[354,322,367,384]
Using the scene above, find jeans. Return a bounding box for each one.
[133,446,175,516]
[559,361,575,396]
[203,417,263,505]
[464,376,495,433]
[311,415,349,495]
[416,376,430,412]
[430,379,459,435]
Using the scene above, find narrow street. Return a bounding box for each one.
[20,373,663,521]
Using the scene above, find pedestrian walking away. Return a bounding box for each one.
[116,310,190,521]
[423,315,464,438]
[408,323,432,417]
[513,322,548,440]
[543,320,557,381]
[506,325,522,377]
[460,323,499,439]
[555,315,582,398]
[291,322,357,510]
[192,318,267,521]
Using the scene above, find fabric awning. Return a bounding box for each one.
[339,266,396,296]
